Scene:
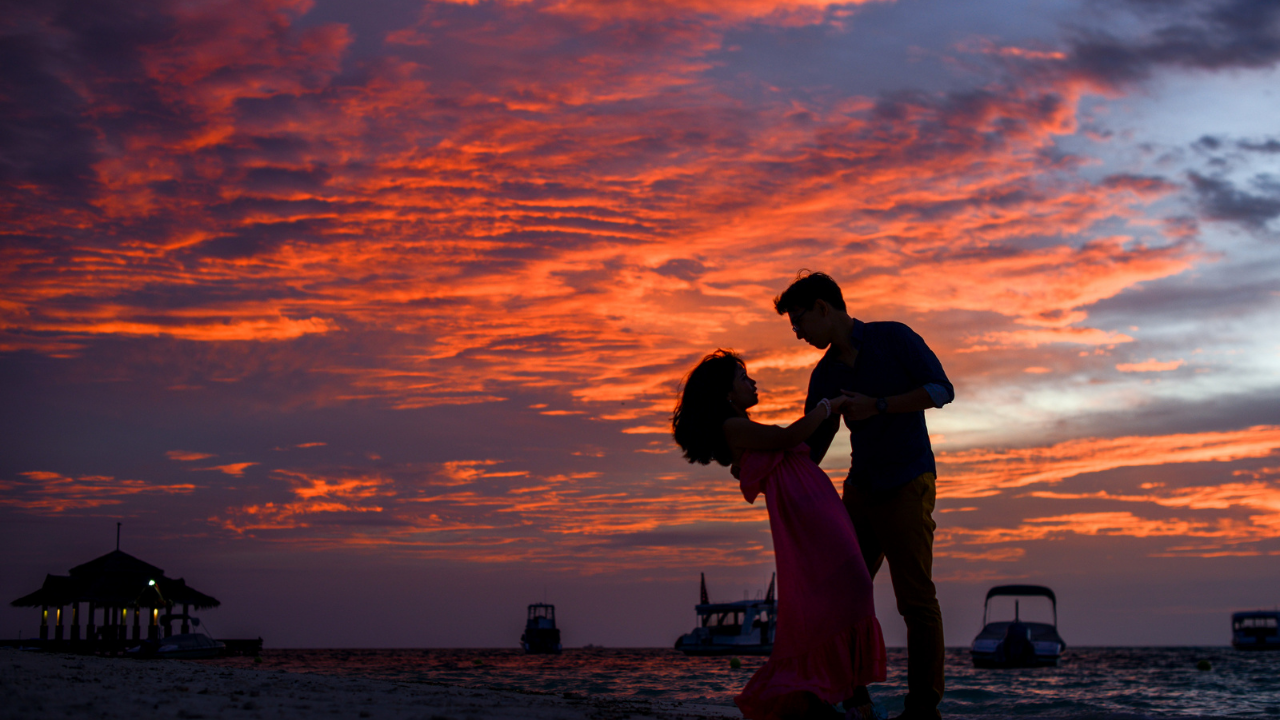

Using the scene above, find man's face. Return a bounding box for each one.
[788,302,831,349]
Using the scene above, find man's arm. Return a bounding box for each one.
[804,370,841,464]
[899,324,953,403]
[841,386,938,421]
[841,324,953,422]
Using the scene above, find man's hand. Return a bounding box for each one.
[840,390,878,422]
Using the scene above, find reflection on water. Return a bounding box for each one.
[202,646,1280,717]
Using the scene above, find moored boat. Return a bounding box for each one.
[1232,610,1280,650]
[674,573,775,656]
[521,603,561,654]
[127,617,225,659]
[970,585,1065,668]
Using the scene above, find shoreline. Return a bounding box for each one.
[0,647,739,720]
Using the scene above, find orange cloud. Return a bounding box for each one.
[195,462,259,476]
[939,425,1280,498]
[1028,482,1280,514]
[432,0,894,25]
[0,472,196,514]
[948,512,1209,543]
[213,468,397,533]
[436,460,528,486]
[167,450,215,462]
[209,459,772,569]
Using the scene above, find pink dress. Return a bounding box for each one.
[734,445,886,720]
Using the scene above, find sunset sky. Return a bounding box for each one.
[2,0,1278,649]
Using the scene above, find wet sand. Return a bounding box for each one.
[0,647,738,720]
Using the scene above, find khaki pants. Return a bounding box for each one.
[844,472,944,719]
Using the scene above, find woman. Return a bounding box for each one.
[673,350,886,720]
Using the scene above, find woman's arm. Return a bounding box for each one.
[724,395,847,452]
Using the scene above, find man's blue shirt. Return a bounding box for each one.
[804,319,954,493]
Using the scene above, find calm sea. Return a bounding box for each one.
[201,647,1280,718]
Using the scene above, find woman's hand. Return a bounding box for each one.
[827,394,850,416]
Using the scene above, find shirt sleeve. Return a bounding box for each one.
[923,383,952,408]
[804,365,841,464]
[894,324,954,404]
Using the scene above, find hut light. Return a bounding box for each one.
[148,580,156,586]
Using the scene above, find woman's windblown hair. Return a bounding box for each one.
[672,349,744,467]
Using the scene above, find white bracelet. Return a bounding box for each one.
[817,397,831,418]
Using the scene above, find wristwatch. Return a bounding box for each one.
[875,397,888,414]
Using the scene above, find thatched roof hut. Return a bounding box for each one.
[11,549,218,643]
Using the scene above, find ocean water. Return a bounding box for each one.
[201,647,1280,718]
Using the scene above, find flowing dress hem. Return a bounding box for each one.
[734,615,887,720]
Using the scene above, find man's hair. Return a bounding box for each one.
[773,271,846,315]
[671,349,744,467]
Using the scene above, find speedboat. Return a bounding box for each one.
[521,603,561,654]
[674,573,775,656]
[970,585,1065,667]
[128,618,225,659]
[1232,611,1280,650]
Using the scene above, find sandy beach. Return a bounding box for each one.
[0,648,738,720]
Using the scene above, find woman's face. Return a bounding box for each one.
[727,364,759,411]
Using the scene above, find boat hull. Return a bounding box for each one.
[521,628,561,654]
[127,633,226,659]
[970,621,1064,668]
[1232,638,1280,651]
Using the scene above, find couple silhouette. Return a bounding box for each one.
[673,272,954,720]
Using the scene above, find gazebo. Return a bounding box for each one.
[11,548,219,645]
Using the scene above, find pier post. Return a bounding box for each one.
[132,605,141,641]
[86,602,96,642]
[120,608,128,641]
[71,602,80,641]
[40,606,48,641]
[55,607,64,641]
[148,607,158,640]
[181,603,190,634]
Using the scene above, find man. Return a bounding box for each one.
[774,271,953,720]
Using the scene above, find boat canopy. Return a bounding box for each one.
[985,585,1056,603]
[983,585,1057,626]
[527,603,555,621]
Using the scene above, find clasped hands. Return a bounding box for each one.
[835,389,879,422]
[822,390,879,423]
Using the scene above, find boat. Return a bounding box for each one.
[1232,610,1280,650]
[674,573,775,656]
[521,603,561,654]
[127,617,225,659]
[970,585,1065,667]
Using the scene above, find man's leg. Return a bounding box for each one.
[843,482,886,717]
[871,473,944,719]
[844,481,886,581]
